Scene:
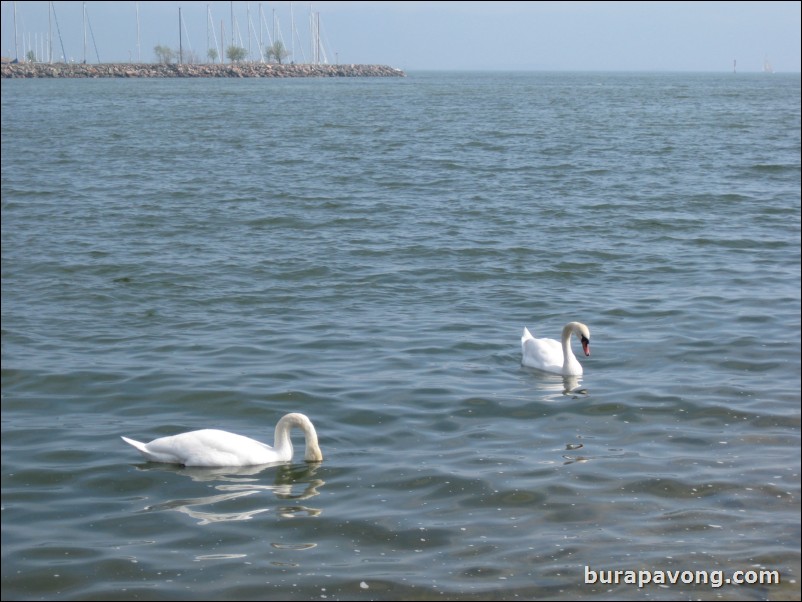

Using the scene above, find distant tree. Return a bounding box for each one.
[207,48,219,64]
[267,40,290,65]
[226,46,247,63]
[154,45,175,64]
[25,50,36,63]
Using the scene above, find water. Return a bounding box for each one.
[2,71,800,601]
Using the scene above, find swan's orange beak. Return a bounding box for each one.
[581,337,590,357]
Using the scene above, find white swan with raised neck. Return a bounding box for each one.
[121,412,323,467]
[521,321,591,376]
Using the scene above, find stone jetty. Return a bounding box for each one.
[1,62,405,79]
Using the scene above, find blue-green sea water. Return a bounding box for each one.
[2,71,800,601]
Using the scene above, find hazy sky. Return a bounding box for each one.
[2,1,800,72]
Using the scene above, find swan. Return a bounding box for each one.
[521,322,590,376]
[121,412,323,467]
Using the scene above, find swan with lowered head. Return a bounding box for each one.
[521,322,590,376]
[121,412,323,467]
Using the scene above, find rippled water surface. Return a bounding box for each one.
[2,72,800,601]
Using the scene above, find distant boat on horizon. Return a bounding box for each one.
[763,57,774,73]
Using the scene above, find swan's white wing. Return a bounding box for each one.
[521,328,565,373]
[124,429,280,467]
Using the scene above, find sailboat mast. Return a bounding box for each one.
[178,7,183,64]
[207,4,221,64]
[309,5,318,65]
[290,2,294,63]
[13,1,18,62]
[136,1,141,62]
[82,2,87,63]
[48,1,52,63]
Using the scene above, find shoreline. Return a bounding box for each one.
[1,62,405,79]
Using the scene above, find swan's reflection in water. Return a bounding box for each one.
[523,371,589,401]
[561,375,589,397]
[520,372,631,466]
[133,463,325,525]
[562,448,635,465]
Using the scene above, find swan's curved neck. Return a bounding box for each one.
[561,324,580,372]
[274,413,323,462]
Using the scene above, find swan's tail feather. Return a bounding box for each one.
[122,436,184,464]
[522,326,534,342]
[121,436,149,455]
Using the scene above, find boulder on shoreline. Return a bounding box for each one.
[1,62,405,79]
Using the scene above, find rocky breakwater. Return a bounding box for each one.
[1,62,405,79]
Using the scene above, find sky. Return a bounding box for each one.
[2,1,800,72]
